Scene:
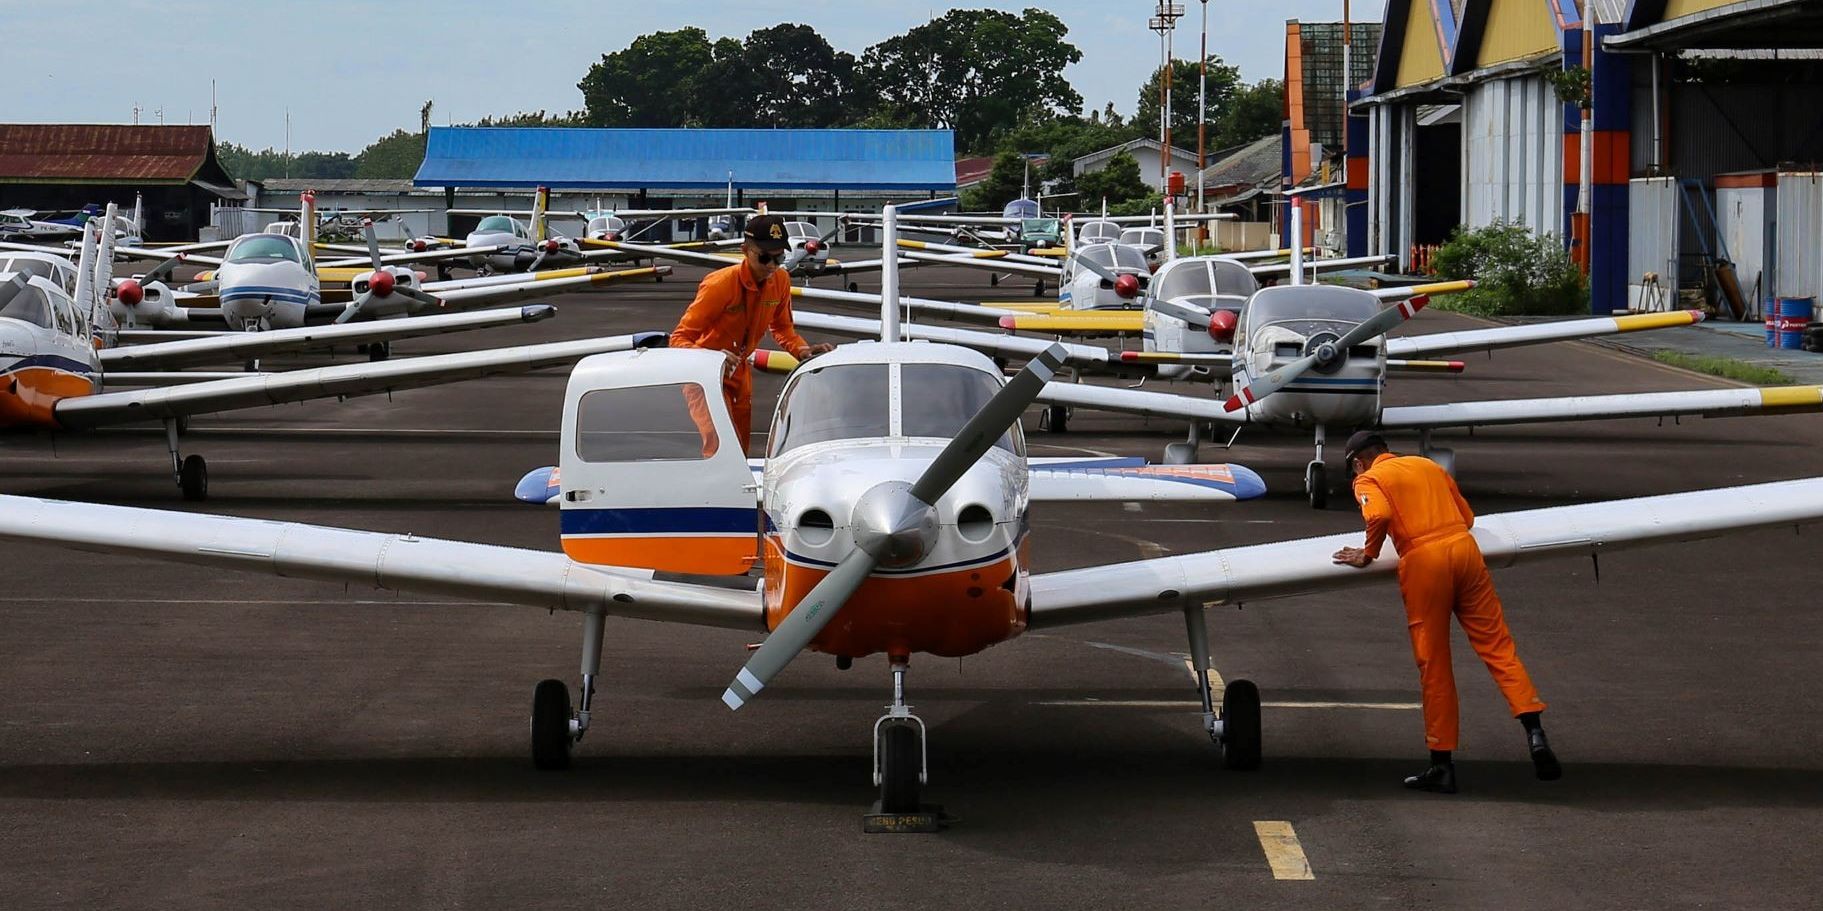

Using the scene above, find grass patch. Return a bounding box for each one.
[1651,351,1792,385]
[1424,293,1506,318]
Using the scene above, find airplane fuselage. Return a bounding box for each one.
[216,260,320,331]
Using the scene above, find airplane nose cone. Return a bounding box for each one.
[850,480,938,568]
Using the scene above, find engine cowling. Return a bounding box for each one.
[1207,308,1238,342]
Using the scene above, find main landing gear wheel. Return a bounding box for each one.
[1220,679,1262,770]
[1305,461,1328,510]
[368,342,390,362]
[1033,280,1047,297]
[989,273,1000,287]
[1043,404,1070,433]
[1163,442,1198,465]
[178,455,208,501]
[877,719,924,814]
[531,678,573,770]
[847,281,860,293]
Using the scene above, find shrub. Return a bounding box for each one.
[1430,221,1587,316]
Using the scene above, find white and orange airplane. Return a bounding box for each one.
[0,215,668,500]
[6,208,1823,823]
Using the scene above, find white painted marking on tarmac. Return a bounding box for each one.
[1253,821,1314,880]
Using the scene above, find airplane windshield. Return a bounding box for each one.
[1121,229,1164,247]
[1247,286,1383,332]
[1003,199,1040,219]
[1155,261,1259,301]
[0,258,71,292]
[225,234,301,264]
[0,280,52,329]
[588,216,625,233]
[1022,218,1059,238]
[1078,221,1121,243]
[1079,246,1116,270]
[475,216,518,233]
[786,222,816,238]
[772,364,890,454]
[901,364,1016,453]
[1112,246,1149,271]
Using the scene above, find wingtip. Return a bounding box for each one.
[1688,310,1707,324]
[1118,350,1141,362]
[997,315,1019,331]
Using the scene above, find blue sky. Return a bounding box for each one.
[13,1,1383,152]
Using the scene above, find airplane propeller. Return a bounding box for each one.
[780,223,842,274]
[1071,251,1141,301]
[1222,294,1431,412]
[720,341,1069,711]
[335,220,438,324]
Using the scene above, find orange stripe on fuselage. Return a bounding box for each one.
[561,535,757,576]
[763,536,1031,659]
[0,365,94,429]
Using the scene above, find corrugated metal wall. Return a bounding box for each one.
[1775,172,1823,301]
[1628,177,1679,311]
[1716,183,1775,317]
[1462,74,1563,236]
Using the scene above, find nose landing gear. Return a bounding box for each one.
[864,656,945,833]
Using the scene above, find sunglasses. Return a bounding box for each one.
[748,245,788,265]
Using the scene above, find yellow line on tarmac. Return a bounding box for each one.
[1253,821,1314,880]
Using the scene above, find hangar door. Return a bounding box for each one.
[1462,74,1564,237]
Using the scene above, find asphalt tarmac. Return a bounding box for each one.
[4,263,1822,909]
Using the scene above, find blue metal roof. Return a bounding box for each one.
[413,127,957,191]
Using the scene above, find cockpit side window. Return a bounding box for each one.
[1211,261,1260,297]
[770,364,890,455]
[576,383,720,462]
[901,364,1018,453]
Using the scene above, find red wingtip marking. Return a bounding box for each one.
[1688,310,1707,323]
[1119,351,1140,362]
[998,315,1019,330]
[1447,360,1466,373]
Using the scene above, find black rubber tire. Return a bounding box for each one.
[368,342,390,362]
[1033,280,1046,297]
[1306,462,1328,510]
[178,454,208,501]
[1221,679,1262,770]
[878,721,923,813]
[847,282,860,293]
[1046,404,1069,434]
[990,273,1000,287]
[530,678,573,770]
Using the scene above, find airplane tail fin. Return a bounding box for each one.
[72,216,98,320]
[300,189,318,263]
[531,185,550,242]
[91,204,121,337]
[1163,197,1177,263]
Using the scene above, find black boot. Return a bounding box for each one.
[1403,759,1457,794]
[1527,727,1562,781]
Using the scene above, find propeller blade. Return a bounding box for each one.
[142,254,186,285]
[332,294,368,324]
[721,547,878,710]
[362,219,384,270]
[1072,252,1122,285]
[908,341,1066,505]
[1223,295,1430,412]
[1149,298,1212,329]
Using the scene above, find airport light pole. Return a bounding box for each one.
[1150,3,1185,191]
[1198,0,1209,241]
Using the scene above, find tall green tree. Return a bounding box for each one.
[1075,151,1150,209]
[353,130,427,179]
[857,8,1083,152]
[962,151,1030,211]
[1213,79,1285,148]
[692,25,862,128]
[578,28,717,126]
[216,143,357,181]
[1133,57,1241,150]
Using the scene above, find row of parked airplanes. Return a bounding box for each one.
[6,198,1823,820]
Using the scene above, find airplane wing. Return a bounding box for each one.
[901,251,1059,278]
[97,305,560,370]
[316,246,505,270]
[1385,311,1707,358]
[1027,476,1823,626]
[1378,385,1823,430]
[1036,382,1248,425]
[791,310,1116,368]
[583,239,741,269]
[1248,255,1393,279]
[432,265,669,308]
[53,332,667,430]
[113,244,225,267]
[994,311,1146,334]
[1116,350,1235,371]
[789,286,1016,326]
[1027,457,1266,502]
[0,495,763,631]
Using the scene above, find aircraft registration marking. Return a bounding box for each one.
[1253,821,1315,880]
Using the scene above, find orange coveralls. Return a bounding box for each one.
[1353,453,1546,751]
[670,263,812,452]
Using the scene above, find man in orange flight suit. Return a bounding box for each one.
[670,214,833,453]
[1331,431,1561,793]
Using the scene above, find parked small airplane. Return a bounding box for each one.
[0,215,667,499]
[5,206,1823,821]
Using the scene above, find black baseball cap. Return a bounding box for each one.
[1343,431,1387,462]
[744,214,790,251]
